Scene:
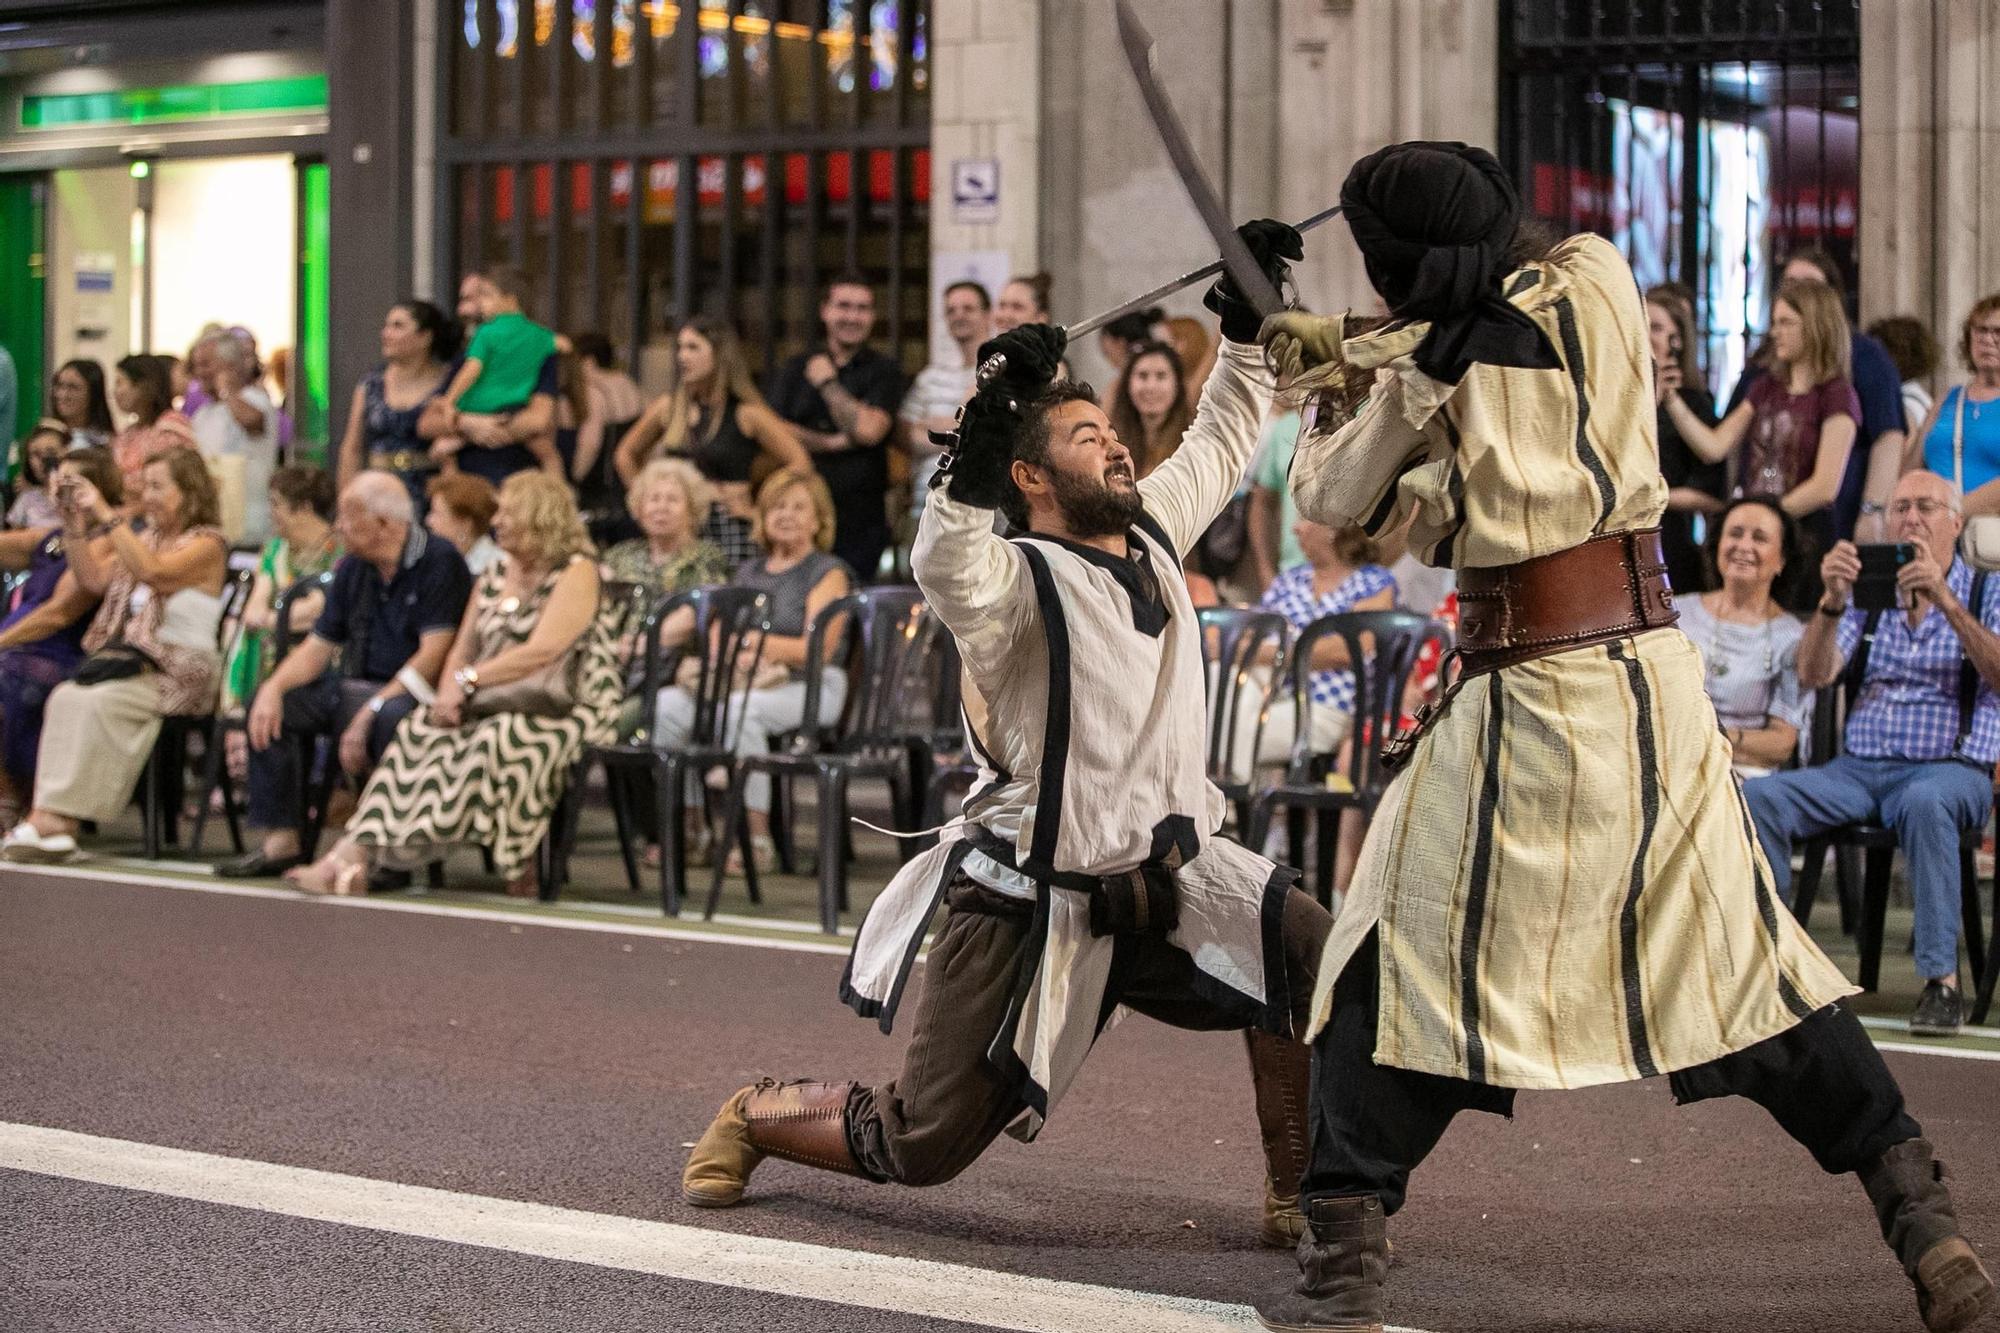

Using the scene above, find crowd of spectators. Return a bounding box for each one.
[2,242,1998,1034]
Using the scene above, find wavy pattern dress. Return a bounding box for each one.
[344,557,621,877]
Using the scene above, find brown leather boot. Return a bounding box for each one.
[681,1079,866,1207]
[1859,1138,1996,1333]
[1246,1029,1312,1248]
[1255,1194,1388,1332]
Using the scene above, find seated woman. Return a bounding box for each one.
[653,467,852,874]
[223,465,341,716]
[1677,495,1810,780]
[6,422,68,532]
[425,471,504,575]
[1230,519,1397,783]
[284,471,620,897]
[601,457,729,598]
[1,447,230,862]
[0,448,122,827]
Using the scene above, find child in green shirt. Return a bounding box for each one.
[440,268,557,418]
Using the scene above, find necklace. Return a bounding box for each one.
[1704,611,1777,683]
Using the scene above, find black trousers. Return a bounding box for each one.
[245,673,413,832]
[1302,933,1922,1215]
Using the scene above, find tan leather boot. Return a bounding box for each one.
[1255,1194,1389,1332]
[1247,1029,1313,1248]
[681,1079,865,1207]
[1859,1138,1996,1333]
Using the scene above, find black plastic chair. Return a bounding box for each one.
[190,569,334,855]
[706,587,929,933]
[1197,606,1292,834]
[140,567,255,858]
[1976,797,2000,1025]
[572,584,768,915]
[1247,610,1437,904]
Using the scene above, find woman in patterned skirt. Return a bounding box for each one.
[284,471,620,897]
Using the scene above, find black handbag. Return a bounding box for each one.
[72,643,159,687]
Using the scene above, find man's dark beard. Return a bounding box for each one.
[1047,464,1142,538]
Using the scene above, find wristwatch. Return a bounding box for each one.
[1816,599,1849,618]
[367,695,388,715]
[454,666,481,694]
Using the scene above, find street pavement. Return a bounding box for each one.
[3,868,1997,1332]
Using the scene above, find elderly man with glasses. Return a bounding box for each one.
[1745,468,2000,1037]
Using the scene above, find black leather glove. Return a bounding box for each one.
[936,324,1069,509]
[1204,218,1304,344]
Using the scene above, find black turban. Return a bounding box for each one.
[1340,140,1561,384]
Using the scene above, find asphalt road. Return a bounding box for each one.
[3,869,1996,1332]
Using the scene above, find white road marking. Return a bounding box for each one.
[1873,1040,2000,1063]
[0,861,855,957]
[1859,1014,2000,1041]
[0,1122,1439,1333]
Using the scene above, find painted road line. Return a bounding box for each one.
[1874,1040,2000,1063]
[1859,1014,2000,1041]
[0,862,855,958]
[0,1122,1438,1333]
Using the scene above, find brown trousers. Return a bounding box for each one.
[847,875,1331,1186]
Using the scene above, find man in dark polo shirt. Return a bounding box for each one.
[216,470,472,877]
[765,271,908,579]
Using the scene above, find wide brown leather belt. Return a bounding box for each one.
[1381,529,1678,773]
[1456,527,1679,677]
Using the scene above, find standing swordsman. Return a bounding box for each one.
[682,221,1335,1248]
[1252,142,1993,1333]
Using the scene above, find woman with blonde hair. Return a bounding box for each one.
[285,471,621,896]
[652,466,851,873]
[3,446,230,862]
[1107,339,1195,478]
[1667,277,1859,607]
[601,457,728,597]
[613,318,809,567]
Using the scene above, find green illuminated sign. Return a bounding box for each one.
[21,75,327,130]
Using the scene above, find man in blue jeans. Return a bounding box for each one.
[1745,469,2000,1036]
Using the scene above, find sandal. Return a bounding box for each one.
[285,856,368,897]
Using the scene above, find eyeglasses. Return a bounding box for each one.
[1970,325,2000,342]
[1889,499,1959,517]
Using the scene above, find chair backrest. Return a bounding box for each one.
[1284,609,1434,800]
[1197,606,1292,786]
[215,567,256,654]
[796,585,928,750]
[633,583,767,748]
[270,569,336,661]
[597,576,653,679]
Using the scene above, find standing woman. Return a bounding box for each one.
[567,333,646,525]
[110,354,197,497]
[1106,339,1194,478]
[1911,292,2000,520]
[1647,287,1725,594]
[1,447,229,862]
[334,299,459,506]
[49,360,115,449]
[614,318,809,570]
[1665,278,1858,609]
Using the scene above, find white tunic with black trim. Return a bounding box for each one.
[841,342,1293,1139]
[1292,234,1855,1090]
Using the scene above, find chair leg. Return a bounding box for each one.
[1791,836,1829,927]
[189,721,227,853]
[426,860,445,888]
[817,765,848,935]
[1835,844,1862,936]
[887,769,917,865]
[604,765,642,895]
[1974,897,1999,1026]
[658,757,685,917]
[142,748,162,859]
[1286,807,1307,873]
[1857,846,1895,992]
[1961,842,1986,996]
[770,773,798,875]
[704,765,749,920]
[218,759,245,855]
[1313,809,1337,907]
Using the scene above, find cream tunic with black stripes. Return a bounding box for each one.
[1292,232,1854,1089]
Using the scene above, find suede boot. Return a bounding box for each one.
[1246,1029,1313,1248]
[1255,1194,1389,1332]
[682,1079,866,1207]
[1858,1138,1995,1333]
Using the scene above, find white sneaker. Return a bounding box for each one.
[0,822,78,863]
